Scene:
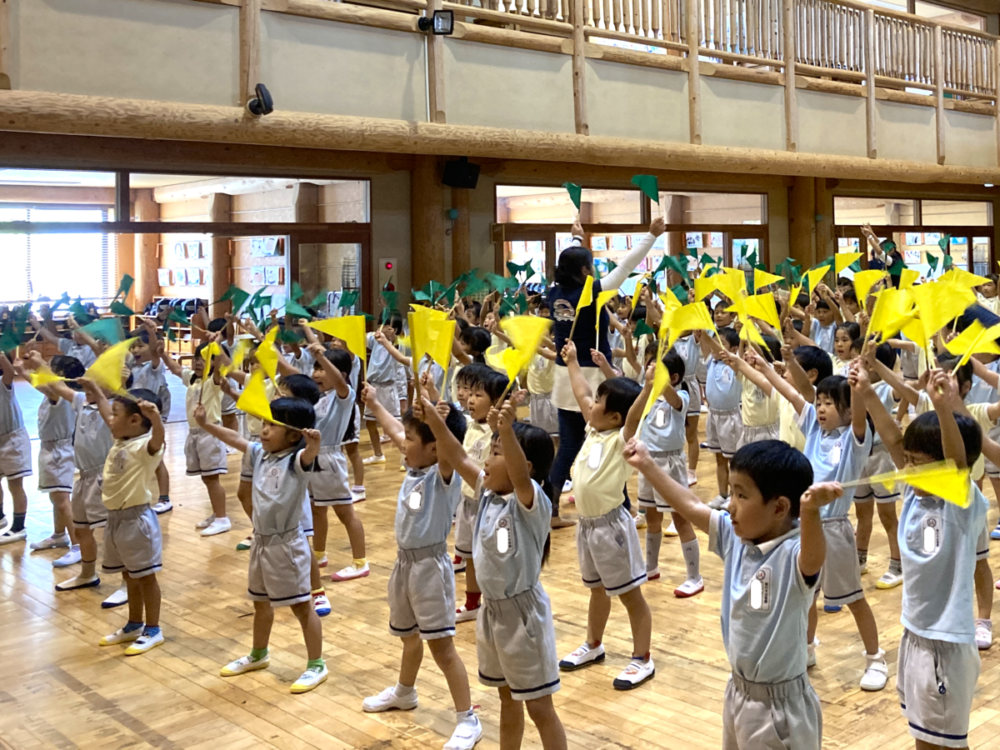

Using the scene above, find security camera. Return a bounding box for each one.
[247,84,274,116]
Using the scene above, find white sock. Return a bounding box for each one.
[681,539,700,580]
[395,682,415,696]
[456,708,477,722]
[645,532,662,572]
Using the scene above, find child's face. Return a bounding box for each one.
[714,307,734,328]
[130,339,149,363]
[815,307,835,326]
[108,401,144,440]
[261,422,300,454]
[380,324,397,342]
[192,357,206,378]
[483,438,515,494]
[464,309,478,325]
[982,282,997,297]
[467,386,493,422]
[537,306,551,319]
[484,312,496,329]
[456,381,470,411]
[403,425,437,469]
[311,363,336,392]
[588,393,621,432]
[616,303,631,319]
[834,329,853,359]
[727,470,791,543]
[845,299,860,315]
[902,450,939,496]
[815,393,848,431]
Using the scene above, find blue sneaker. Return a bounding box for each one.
[312,592,331,617]
[990,524,1000,541]
[823,604,842,613]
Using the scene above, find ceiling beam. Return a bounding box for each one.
[152,177,341,203]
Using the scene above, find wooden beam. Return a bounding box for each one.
[208,193,232,314]
[865,9,877,160]
[240,0,263,108]
[269,0,420,34]
[115,171,130,222]
[152,177,340,203]
[426,0,446,124]
[133,191,160,310]
[0,0,10,90]
[571,0,589,136]
[788,176,816,267]
[410,156,445,289]
[3,91,1000,184]
[783,0,797,152]
[450,187,470,280]
[0,221,370,235]
[996,41,1000,170]
[815,177,834,263]
[687,1,702,145]
[934,24,946,165]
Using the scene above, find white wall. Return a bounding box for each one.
[797,90,868,159]
[585,61,689,143]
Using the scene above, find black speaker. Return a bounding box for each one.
[442,157,480,189]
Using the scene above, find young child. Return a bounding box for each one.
[557,340,654,690]
[162,340,231,536]
[527,342,558,437]
[977,274,999,315]
[129,319,172,514]
[700,327,742,509]
[637,350,702,597]
[732,341,781,450]
[196,398,329,694]
[674,330,703,486]
[831,322,860,374]
[426,396,567,750]
[807,298,838,354]
[29,312,99,368]
[361,385,483,750]
[0,349,33,545]
[626,438,827,750]
[96,390,166,656]
[364,313,406,465]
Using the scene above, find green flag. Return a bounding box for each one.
[290,281,305,302]
[463,276,489,298]
[927,254,939,274]
[485,273,519,292]
[888,255,906,275]
[563,183,582,211]
[217,284,251,315]
[633,319,655,338]
[338,289,360,309]
[114,274,134,301]
[0,324,19,354]
[309,290,330,309]
[942,253,954,270]
[69,297,92,324]
[412,289,432,302]
[938,234,952,252]
[109,301,134,317]
[83,317,124,344]
[654,254,690,285]
[506,260,534,280]
[671,284,689,303]
[631,175,660,204]
[167,309,191,326]
[277,327,303,344]
[285,298,312,320]
[498,296,516,318]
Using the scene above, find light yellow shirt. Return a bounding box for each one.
[622,335,652,383]
[183,367,223,428]
[738,374,778,428]
[462,419,492,500]
[573,426,633,518]
[778,394,805,451]
[527,353,554,395]
[245,378,278,436]
[102,432,165,510]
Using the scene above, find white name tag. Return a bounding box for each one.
[922,514,941,554]
[655,408,666,428]
[407,490,423,511]
[828,443,842,466]
[749,567,772,612]
[588,443,603,469]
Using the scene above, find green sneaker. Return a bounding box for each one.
[236,535,253,551]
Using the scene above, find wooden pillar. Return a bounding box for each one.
[788,176,816,268]
[934,25,945,165]
[0,0,10,91]
[134,190,160,310]
[865,9,877,159]
[292,183,320,297]
[783,0,797,152]
[815,178,834,264]
[666,194,686,258]
[411,156,446,290]
[687,0,702,145]
[117,233,137,309]
[239,0,262,107]
[427,0,447,124]
[208,193,232,314]
[451,187,470,280]
[571,0,589,135]
[994,40,999,169]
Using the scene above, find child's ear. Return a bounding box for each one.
[773,495,792,520]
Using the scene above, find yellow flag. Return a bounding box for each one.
[899,268,920,290]
[309,316,368,361]
[425,318,456,371]
[715,267,747,302]
[84,338,132,394]
[834,253,862,275]
[868,460,971,509]
[629,274,649,313]
[868,288,915,341]
[803,266,828,295]
[640,351,670,423]
[409,304,448,322]
[754,268,785,292]
[942,268,990,290]
[944,319,1000,368]
[739,318,767,346]
[853,269,886,305]
[222,338,252,377]
[486,346,521,381]
[658,289,684,338]
[910,281,975,338]
[255,326,280,382]
[745,293,780,329]
[788,284,803,307]
[666,302,716,349]
[200,341,221,381]
[577,275,594,313]
[596,290,618,336]
[694,275,718,303]
[499,315,552,383]
[29,366,65,390]
[901,316,928,350]
[237,369,278,427]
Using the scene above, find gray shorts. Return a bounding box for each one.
[737,422,780,451]
[185,428,228,477]
[341,404,361,446]
[454,494,479,557]
[897,628,980,749]
[577,505,647,596]
[221,390,237,417]
[0,428,32,480]
[71,469,106,529]
[364,382,401,421]
[308,448,351,504]
[637,450,688,512]
[39,438,74,493]
[478,583,560,701]
[247,528,312,607]
[683,377,701,415]
[396,377,409,404]
[102,504,162,579]
[158,387,172,423]
[300,491,314,537]
[388,542,456,640]
[855,447,900,502]
[977,516,990,561]
[819,517,864,606]
[529,393,558,435]
[705,407,741,458]
[984,423,1000,477]
[723,672,822,750]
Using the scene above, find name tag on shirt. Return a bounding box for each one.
[407,488,423,511]
[655,408,666,428]
[265,466,281,494]
[495,516,513,554]
[749,567,772,612]
[922,514,941,554]
[588,443,603,470]
[827,443,842,466]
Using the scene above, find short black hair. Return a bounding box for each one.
[760,335,782,363]
[116,388,162,430]
[904,411,982,468]
[383,310,404,336]
[730,440,814,518]
[595,376,642,422]
[270,396,316,431]
[631,305,647,324]
[131,330,150,345]
[719,327,740,349]
[662,348,686,382]
[403,402,467,445]
[457,362,491,387]
[875,342,897,369]
[50,354,85,380]
[454,317,470,335]
[207,317,227,333]
[460,326,491,357]
[843,289,858,305]
[815,375,852,420]
[282,374,321,405]
[793,345,833,383]
[792,319,804,333]
[815,299,831,311]
[318,347,352,379]
[836,322,861,342]
[469,368,508,403]
[936,354,973,393]
[465,300,482,320]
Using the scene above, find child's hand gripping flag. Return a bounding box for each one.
[29,366,66,390]
[866,460,972,509]
[84,338,132,395]
[254,326,281,382]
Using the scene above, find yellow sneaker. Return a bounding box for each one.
[290,665,328,694]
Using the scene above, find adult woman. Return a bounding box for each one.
[546,215,666,527]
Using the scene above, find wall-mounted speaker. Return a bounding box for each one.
[442,157,480,189]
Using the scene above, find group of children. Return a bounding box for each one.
[0,258,995,750]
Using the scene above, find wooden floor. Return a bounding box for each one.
[4,416,1000,750]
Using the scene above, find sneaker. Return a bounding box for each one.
[633,513,647,529]
[226,446,237,455]
[859,560,869,575]
[699,441,710,450]
[976,619,993,650]
[0,529,27,546]
[859,648,888,691]
[0,515,9,532]
[53,546,81,568]
[290,664,329,694]
[195,515,216,530]
[313,592,331,617]
[29,533,70,551]
[125,630,165,656]
[363,685,418,713]
[351,486,366,503]
[612,658,655,690]
[991,523,1000,541]
[700,404,708,414]
[153,499,173,514]
[362,455,386,466]
[562,479,573,494]
[399,464,406,472]
[823,603,842,613]
[875,568,903,590]
[663,521,678,537]
[456,604,481,623]
[101,586,128,609]
[674,577,704,598]
[100,625,144,646]
[317,555,328,568]
[646,567,660,581]
[379,435,392,444]
[444,713,483,750]
[687,471,698,486]
[236,535,253,551]
[221,654,271,676]
[453,555,467,573]
[330,563,369,582]
[55,574,100,591]
[807,638,818,668]
[708,495,729,510]
[559,642,606,671]
[200,517,232,537]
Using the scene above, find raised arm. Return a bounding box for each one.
[194,402,250,453]
[160,348,184,378]
[78,379,114,426]
[601,216,666,291]
[299,428,321,469]
[29,313,60,346]
[496,400,535,508]
[851,362,905,469]
[139,400,165,455]
[867,348,918,406]
[624,369,654,442]
[376,331,411,367]
[625,439,711,533]
[971,357,1000,390]
[590,348,618,380]
[798,483,835,578]
[561,341,594,423]
[725,349,773,397]
[361,383,405,452]
[308,343,350,399]
[0,352,15,388]
[755,351,806,414]
[781,344,816,404]
[848,364,869,443]
[927,369,970,469]
[416,396,469,484]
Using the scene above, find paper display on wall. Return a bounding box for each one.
[157,268,171,287]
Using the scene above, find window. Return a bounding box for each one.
[497,186,642,225]
[921,200,991,226]
[834,197,918,226]
[658,191,766,225]
[914,2,986,32]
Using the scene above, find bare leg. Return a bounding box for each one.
[222,413,239,433]
[715,453,730,498]
[332,503,366,559]
[252,600,275,650]
[290,600,323,660]
[398,634,424,687]
[915,739,963,750]
[77,527,97,577]
[685,417,699,473]
[525,694,568,750]
[313,503,329,556]
[846,597,880,654]
[876,502,901,561]
[51,491,77,544]
[8,478,26,516]
[427,637,472,712]
[202,475,227,519]
[975,558,993,620]
[499,687,525,750]
[466,557,480,595]
[155,461,169,497]
[619,587,652,657]
[310,551,321,591]
[124,572,144,623]
[137,573,161,628]
[855,499,875,554]
[366,420,384,458]
[585,587,613,646]
[345,442,364,486]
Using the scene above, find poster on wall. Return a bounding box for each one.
[172,243,185,260]
[251,266,265,286]
[185,241,202,259]
[591,236,608,252]
[686,232,703,249]
[264,266,281,285]
[157,269,171,287]
[251,238,264,257]
[924,232,942,245]
[905,233,923,246]
[709,233,724,249]
[904,250,922,265]
[610,235,629,251]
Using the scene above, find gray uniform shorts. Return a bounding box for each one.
[247,528,312,607]
[897,628,980,749]
[976,516,990,561]
[683,377,701,414]
[737,422,780,451]
[637,450,688,512]
[723,672,822,750]
[819,517,864,606]
[364,382,400,421]
[529,393,558,436]
[478,583,560,701]
[855,447,900,502]
[221,390,237,416]
[705,407,741,458]
[577,505,647,596]
[185,428,228,477]
[0,428,32,480]
[388,542,456,640]
[984,423,1000,477]
[454,494,479,557]
[342,404,361,446]
[309,448,351,504]
[71,468,106,529]
[39,438,74,493]
[102,504,162,579]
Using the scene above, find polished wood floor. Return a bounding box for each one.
[3,411,1000,749]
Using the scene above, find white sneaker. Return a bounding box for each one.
[687,471,698,486]
[363,685,418,713]
[876,568,903,589]
[976,619,993,651]
[859,560,869,575]
[330,563,369,582]
[153,499,173,514]
[290,664,329,694]
[53,546,81,568]
[562,479,573,494]
[362,455,386,466]
[559,642,606,671]
[55,574,100,591]
[0,515,8,532]
[633,513,647,529]
[859,648,888,691]
[317,555,328,568]
[200,517,232,537]
[456,604,481,623]
[708,495,729,510]
[664,521,678,537]
[444,713,483,750]
[612,657,655,690]
[221,654,270,677]
[125,630,164,656]
[100,625,144,646]
[0,529,26,545]
[646,567,660,581]
[807,638,818,668]
[30,532,70,551]
[313,592,331,616]
[101,586,128,609]
[452,555,466,574]
[226,446,237,455]
[674,577,704,598]
[195,515,216,530]
[351,486,366,503]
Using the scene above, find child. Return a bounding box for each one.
[364,312,406,465]
[831,322,860,374]
[807,298,838,354]
[731,341,781,450]
[977,274,999,315]
[162,339,231,536]
[29,312,99,368]
[426,396,567,750]
[674,330,703,486]
[637,350,702,597]
[96,390,166,656]
[557,341,654,690]
[360,386,483,750]
[527,344,558,437]
[0,349,33,545]
[128,322,172,514]
[700,327,742,509]
[626,438,827,750]
[196,398,329,694]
